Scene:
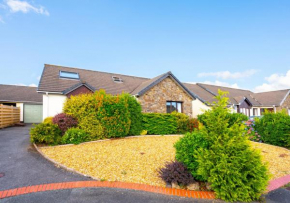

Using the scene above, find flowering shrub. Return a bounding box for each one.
[158,160,195,187]
[245,120,262,142]
[52,113,78,134]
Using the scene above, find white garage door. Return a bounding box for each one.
[24,104,43,123]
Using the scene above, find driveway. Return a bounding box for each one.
[0,125,289,203]
[0,125,90,191]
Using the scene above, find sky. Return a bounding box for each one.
[0,0,290,92]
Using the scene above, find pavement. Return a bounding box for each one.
[1,125,290,203]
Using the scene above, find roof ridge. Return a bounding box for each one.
[196,83,217,96]
[44,64,150,80]
[254,89,290,94]
[248,94,262,105]
[0,84,37,88]
[197,83,252,92]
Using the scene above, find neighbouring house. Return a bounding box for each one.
[184,83,290,117]
[37,64,290,120]
[0,85,43,123]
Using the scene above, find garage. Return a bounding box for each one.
[0,85,43,124]
[24,104,43,123]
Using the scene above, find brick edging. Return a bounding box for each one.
[267,174,290,192]
[0,181,215,199]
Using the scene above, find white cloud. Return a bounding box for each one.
[198,69,258,79]
[28,83,37,87]
[254,70,290,92]
[202,80,240,89]
[5,0,49,16]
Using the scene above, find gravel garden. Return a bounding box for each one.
[39,136,290,186]
[30,89,290,202]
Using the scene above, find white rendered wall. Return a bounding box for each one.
[16,103,24,122]
[43,94,67,120]
[192,99,211,118]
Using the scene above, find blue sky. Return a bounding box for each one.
[0,0,290,92]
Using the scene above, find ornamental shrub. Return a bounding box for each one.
[174,131,208,181]
[78,115,104,140]
[255,111,290,148]
[52,113,78,134]
[95,90,131,138]
[158,160,195,187]
[142,113,177,135]
[30,123,62,145]
[245,120,262,142]
[198,112,248,128]
[171,112,199,133]
[63,93,96,121]
[62,128,90,144]
[195,90,269,202]
[120,93,143,135]
[43,117,53,124]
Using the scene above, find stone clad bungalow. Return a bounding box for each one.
[38,64,290,120]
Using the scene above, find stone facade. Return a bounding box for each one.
[276,93,290,113]
[137,77,193,117]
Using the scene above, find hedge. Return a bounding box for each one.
[142,113,177,135]
[255,111,290,148]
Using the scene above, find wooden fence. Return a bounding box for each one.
[0,104,20,129]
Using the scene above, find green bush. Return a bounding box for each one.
[96,90,131,138]
[121,93,143,135]
[174,131,208,181]
[43,117,53,124]
[195,90,269,202]
[78,115,104,140]
[62,128,90,144]
[171,112,199,134]
[142,113,177,135]
[30,123,62,145]
[198,112,248,128]
[255,111,290,148]
[63,93,96,121]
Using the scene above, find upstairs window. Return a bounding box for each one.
[59,71,79,79]
[112,76,123,83]
[166,101,183,113]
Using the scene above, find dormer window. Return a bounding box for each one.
[60,71,80,79]
[112,76,123,83]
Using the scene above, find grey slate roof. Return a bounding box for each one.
[253,89,290,106]
[0,85,42,103]
[38,64,149,95]
[38,64,290,107]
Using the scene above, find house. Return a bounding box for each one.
[37,64,197,119]
[0,85,43,123]
[184,83,290,117]
[38,64,290,120]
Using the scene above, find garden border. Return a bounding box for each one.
[0,181,215,200]
[30,136,290,201]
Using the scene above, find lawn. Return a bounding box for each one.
[40,135,290,187]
